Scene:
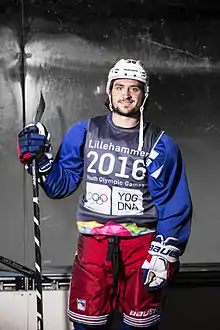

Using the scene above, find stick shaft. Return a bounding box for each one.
[32,93,45,330]
[32,158,43,330]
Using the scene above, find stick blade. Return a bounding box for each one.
[34,91,46,123]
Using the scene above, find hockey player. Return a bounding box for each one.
[17,59,192,330]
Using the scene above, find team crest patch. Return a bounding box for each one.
[77,298,86,311]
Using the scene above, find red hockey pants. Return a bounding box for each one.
[68,233,161,328]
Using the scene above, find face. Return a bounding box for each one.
[110,79,144,118]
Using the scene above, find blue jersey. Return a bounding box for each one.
[41,114,192,253]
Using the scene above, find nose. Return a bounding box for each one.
[123,88,132,98]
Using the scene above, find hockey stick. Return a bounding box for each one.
[17,1,45,328]
[32,92,46,330]
[0,255,53,283]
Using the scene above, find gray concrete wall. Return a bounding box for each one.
[0,16,219,274]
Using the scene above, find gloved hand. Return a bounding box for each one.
[142,235,180,291]
[17,122,53,173]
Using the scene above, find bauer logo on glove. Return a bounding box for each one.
[142,235,180,291]
[148,238,180,262]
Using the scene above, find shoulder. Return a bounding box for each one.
[68,119,89,133]
[61,119,89,148]
[147,131,180,169]
[64,119,88,138]
[144,122,163,151]
[147,132,183,180]
[157,132,180,157]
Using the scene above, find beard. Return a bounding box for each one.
[112,104,140,118]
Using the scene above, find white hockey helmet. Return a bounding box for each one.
[106,59,149,95]
[106,59,150,151]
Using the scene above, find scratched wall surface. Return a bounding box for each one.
[0,2,220,273]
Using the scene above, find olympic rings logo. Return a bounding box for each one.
[87,192,108,205]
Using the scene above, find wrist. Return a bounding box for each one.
[25,153,53,175]
[38,152,53,173]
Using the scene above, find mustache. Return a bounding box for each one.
[118,98,134,103]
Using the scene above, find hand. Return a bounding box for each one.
[142,235,180,291]
[17,122,53,172]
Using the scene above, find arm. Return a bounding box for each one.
[147,133,192,253]
[41,120,88,199]
[142,132,192,290]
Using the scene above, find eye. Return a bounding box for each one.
[116,86,123,91]
[131,87,139,93]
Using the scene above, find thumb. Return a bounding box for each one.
[145,270,156,285]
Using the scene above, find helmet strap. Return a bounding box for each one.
[138,92,148,151]
[108,93,113,112]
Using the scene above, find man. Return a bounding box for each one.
[17,59,192,330]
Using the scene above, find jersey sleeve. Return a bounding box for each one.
[147,132,192,254]
[41,120,88,198]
